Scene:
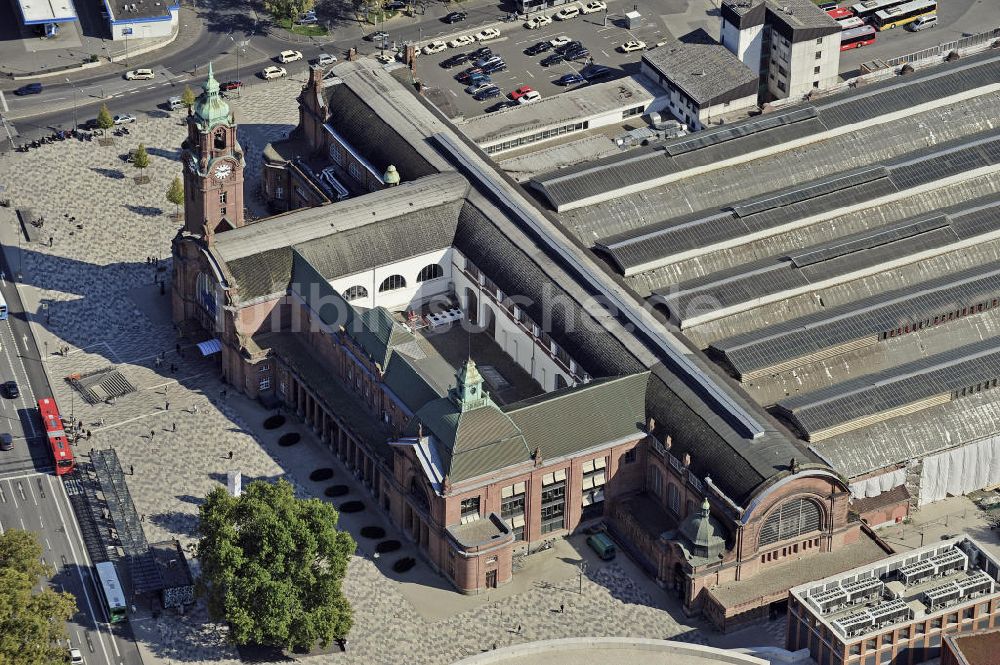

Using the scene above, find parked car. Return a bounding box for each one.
[384,0,407,9]
[581,0,606,13]
[441,52,470,68]
[113,113,136,125]
[296,15,318,24]
[554,4,580,19]
[0,433,12,452]
[261,66,287,79]
[509,85,534,100]
[443,11,467,23]
[125,68,154,80]
[540,53,565,67]
[422,40,447,54]
[316,53,338,66]
[13,82,42,95]
[470,46,493,60]
[455,67,484,82]
[2,381,18,399]
[618,40,646,53]
[556,72,586,85]
[278,50,303,63]
[447,34,475,48]
[524,41,552,55]
[524,14,551,29]
[587,532,616,560]
[582,64,612,80]
[485,100,515,112]
[120,148,139,163]
[549,35,572,48]
[474,85,502,101]
[220,80,242,91]
[564,46,590,60]
[474,27,501,41]
[517,90,541,104]
[482,60,507,73]
[475,55,503,68]
[465,79,494,94]
[554,40,582,53]
[907,13,937,30]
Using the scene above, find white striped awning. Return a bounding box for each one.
[197,339,222,356]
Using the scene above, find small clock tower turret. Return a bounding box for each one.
[181,63,245,239]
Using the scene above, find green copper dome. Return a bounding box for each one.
[193,62,231,129]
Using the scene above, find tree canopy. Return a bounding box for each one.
[166,176,184,217]
[264,0,314,20]
[181,85,196,109]
[96,104,114,133]
[197,479,355,651]
[0,530,77,665]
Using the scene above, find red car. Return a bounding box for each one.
[509,85,534,100]
[220,80,242,91]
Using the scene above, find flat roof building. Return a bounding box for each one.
[640,38,759,131]
[788,536,1000,665]
[16,0,77,24]
[101,0,179,40]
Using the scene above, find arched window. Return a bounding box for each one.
[758,498,821,547]
[343,285,368,302]
[417,264,444,282]
[214,128,227,150]
[378,275,406,292]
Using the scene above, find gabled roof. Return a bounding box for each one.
[353,307,415,369]
[505,373,649,461]
[382,353,444,414]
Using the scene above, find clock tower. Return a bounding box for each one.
[181,63,245,239]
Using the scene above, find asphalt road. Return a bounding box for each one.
[0,243,141,665]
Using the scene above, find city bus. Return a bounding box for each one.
[872,0,937,29]
[850,0,910,21]
[0,292,7,321]
[826,7,854,20]
[95,561,127,623]
[37,397,75,475]
[838,16,866,29]
[840,24,878,49]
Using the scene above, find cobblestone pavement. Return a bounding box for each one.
[0,77,757,665]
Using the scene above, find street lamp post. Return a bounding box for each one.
[578,560,587,595]
[65,78,79,130]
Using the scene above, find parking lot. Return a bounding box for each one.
[414,8,670,119]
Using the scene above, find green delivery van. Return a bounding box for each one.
[586,532,616,560]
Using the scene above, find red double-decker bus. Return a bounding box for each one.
[38,398,75,475]
[840,25,877,50]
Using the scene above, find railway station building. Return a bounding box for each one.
[171,52,1000,630]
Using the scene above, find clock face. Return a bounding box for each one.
[214,162,233,180]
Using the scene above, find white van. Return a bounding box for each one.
[907,14,937,31]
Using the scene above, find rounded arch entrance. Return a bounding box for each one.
[464,288,479,325]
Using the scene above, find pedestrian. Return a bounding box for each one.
[172,422,176,432]
[165,400,170,411]
[130,464,134,475]
[150,430,155,439]
[146,256,151,264]
[48,236,53,247]
[517,624,522,635]
[192,404,198,415]
[560,602,564,613]
[228,450,233,459]
[140,513,145,522]
[86,430,91,440]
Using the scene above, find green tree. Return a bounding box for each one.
[0,530,77,664]
[96,103,114,136]
[133,143,150,183]
[197,479,355,651]
[181,85,196,110]
[265,0,314,20]
[166,176,184,218]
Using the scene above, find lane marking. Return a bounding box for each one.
[47,475,114,665]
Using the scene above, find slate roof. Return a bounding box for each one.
[324,81,438,181]
[642,39,758,106]
[382,352,444,413]
[454,201,646,379]
[408,397,532,483]
[645,364,823,507]
[505,373,649,462]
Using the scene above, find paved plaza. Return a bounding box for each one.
[0,76,774,665]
